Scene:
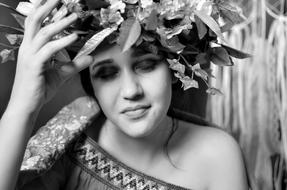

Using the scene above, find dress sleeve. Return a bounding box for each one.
[15,96,100,190]
[16,155,71,190]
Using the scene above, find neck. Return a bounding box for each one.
[98,116,173,168]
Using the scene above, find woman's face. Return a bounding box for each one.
[89,45,172,138]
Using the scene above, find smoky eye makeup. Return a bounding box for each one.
[133,54,162,72]
[91,59,119,80]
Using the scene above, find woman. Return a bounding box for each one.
[0,0,249,189]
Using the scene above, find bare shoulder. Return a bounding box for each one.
[170,120,249,190]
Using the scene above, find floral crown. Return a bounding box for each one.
[0,0,251,94]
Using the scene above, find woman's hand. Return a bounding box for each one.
[9,0,94,113]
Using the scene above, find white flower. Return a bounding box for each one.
[196,0,213,16]
[123,0,138,4]
[108,0,126,13]
[16,0,39,16]
[140,0,153,8]
[62,0,80,4]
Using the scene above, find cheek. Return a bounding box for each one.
[144,65,172,107]
[91,80,119,114]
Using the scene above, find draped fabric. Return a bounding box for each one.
[17,134,191,190]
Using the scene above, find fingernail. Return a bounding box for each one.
[40,0,47,5]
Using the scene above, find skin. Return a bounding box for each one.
[0,0,249,189]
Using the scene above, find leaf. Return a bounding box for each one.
[5,34,23,45]
[55,49,71,62]
[206,87,223,95]
[117,18,141,52]
[221,44,252,59]
[0,49,15,64]
[192,63,209,81]
[195,53,209,65]
[74,27,117,59]
[159,36,185,53]
[0,24,24,34]
[0,42,18,49]
[0,2,24,16]
[180,77,199,90]
[209,47,233,66]
[218,2,245,24]
[194,10,225,42]
[195,15,208,39]
[11,13,26,29]
[145,9,157,31]
[167,59,185,73]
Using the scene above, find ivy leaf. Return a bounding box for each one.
[181,77,199,90]
[117,18,141,52]
[0,2,24,16]
[221,44,252,59]
[159,36,185,53]
[194,10,225,42]
[11,13,26,29]
[206,87,223,95]
[195,15,207,39]
[145,9,157,31]
[5,34,23,45]
[167,59,185,73]
[0,24,24,34]
[209,47,233,66]
[0,49,15,64]
[217,3,245,24]
[75,27,117,59]
[192,63,209,81]
[195,53,209,65]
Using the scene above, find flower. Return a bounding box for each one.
[16,0,39,16]
[100,8,124,27]
[108,0,126,13]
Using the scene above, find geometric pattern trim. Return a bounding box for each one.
[69,135,191,190]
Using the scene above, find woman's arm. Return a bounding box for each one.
[0,0,93,189]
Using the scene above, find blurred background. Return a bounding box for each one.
[0,0,287,190]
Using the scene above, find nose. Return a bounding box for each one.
[120,70,143,100]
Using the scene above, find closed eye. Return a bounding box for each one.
[134,60,158,73]
[92,66,119,81]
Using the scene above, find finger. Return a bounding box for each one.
[32,13,78,51]
[59,55,94,78]
[24,0,60,41]
[37,33,78,64]
[33,0,47,9]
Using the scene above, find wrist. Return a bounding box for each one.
[4,98,42,122]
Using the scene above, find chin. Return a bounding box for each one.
[118,118,159,138]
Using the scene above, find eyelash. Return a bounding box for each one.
[134,60,158,72]
[92,59,159,81]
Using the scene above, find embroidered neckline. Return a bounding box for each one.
[69,134,191,190]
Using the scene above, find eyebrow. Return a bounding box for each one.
[133,54,162,63]
[92,58,114,70]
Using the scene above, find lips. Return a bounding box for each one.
[121,105,151,119]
